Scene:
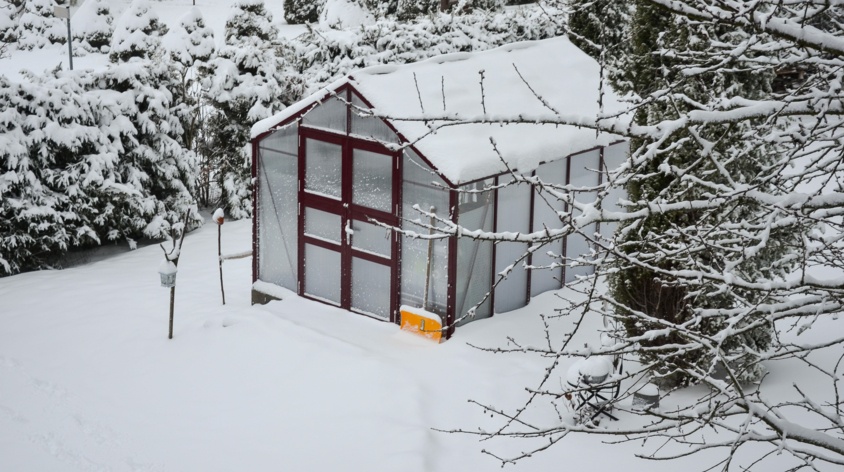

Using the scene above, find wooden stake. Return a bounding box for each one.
[423,207,435,311]
[218,223,226,305]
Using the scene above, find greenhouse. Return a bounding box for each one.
[250,36,628,339]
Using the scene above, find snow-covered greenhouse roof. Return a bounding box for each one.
[252,36,626,185]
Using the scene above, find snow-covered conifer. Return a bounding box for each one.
[109,0,168,63]
[283,0,326,24]
[93,59,199,239]
[14,0,65,50]
[206,0,291,219]
[0,0,17,44]
[72,0,114,53]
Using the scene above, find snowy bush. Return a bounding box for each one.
[0,54,200,276]
[205,0,294,220]
[14,0,65,50]
[283,0,326,24]
[0,0,17,44]
[72,0,114,53]
[110,0,169,63]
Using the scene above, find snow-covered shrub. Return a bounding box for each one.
[72,0,114,53]
[14,0,65,50]
[319,0,376,29]
[110,0,168,62]
[283,0,326,24]
[92,59,199,240]
[395,0,438,20]
[288,5,565,95]
[0,53,201,276]
[205,0,294,219]
[0,0,17,44]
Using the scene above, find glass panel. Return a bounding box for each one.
[456,180,495,324]
[353,148,393,212]
[259,126,297,154]
[531,159,567,296]
[567,149,601,283]
[351,257,391,319]
[304,207,341,245]
[598,142,629,240]
[257,125,298,291]
[401,151,450,317]
[350,92,399,144]
[350,219,391,258]
[494,174,531,313]
[304,244,341,305]
[305,139,342,199]
[302,96,347,133]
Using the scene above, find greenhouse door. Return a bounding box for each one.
[298,129,400,321]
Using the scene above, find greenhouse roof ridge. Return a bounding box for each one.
[252,36,628,184]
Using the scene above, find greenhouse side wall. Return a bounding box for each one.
[256,124,299,294]
[565,148,602,283]
[493,174,532,313]
[455,179,495,325]
[530,159,567,296]
[400,149,450,318]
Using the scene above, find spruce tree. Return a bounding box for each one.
[283,0,325,24]
[73,0,114,53]
[567,0,781,388]
[14,0,64,50]
[206,0,291,219]
[109,0,168,63]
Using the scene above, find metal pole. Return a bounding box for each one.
[66,17,73,71]
[218,224,226,305]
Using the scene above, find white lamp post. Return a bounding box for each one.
[53,5,73,71]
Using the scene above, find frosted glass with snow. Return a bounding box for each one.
[304,208,342,245]
[257,125,299,291]
[302,96,347,133]
[350,219,391,258]
[304,244,341,305]
[352,148,393,212]
[305,138,343,199]
[350,92,399,144]
[351,257,391,319]
[401,151,449,316]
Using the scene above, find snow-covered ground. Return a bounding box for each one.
[0,216,615,471]
[0,215,839,471]
[3,1,843,470]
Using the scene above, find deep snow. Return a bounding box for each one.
[2,1,843,470]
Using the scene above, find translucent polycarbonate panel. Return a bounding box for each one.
[598,142,629,240]
[350,219,391,258]
[353,148,393,212]
[566,149,602,283]
[304,244,341,305]
[259,125,297,153]
[401,152,450,316]
[531,159,567,296]
[403,149,447,189]
[565,232,592,283]
[257,143,298,291]
[302,95,347,133]
[304,207,341,245]
[456,180,495,324]
[351,257,391,319]
[351,92,399,144]
[494,175,531,313]
[305,139,342,199]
